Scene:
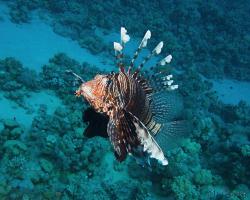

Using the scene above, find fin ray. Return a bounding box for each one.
[107,110,168,165]
[107,110,139,162]
[127,111,168,165]
[151,91,183,122]
[154,120,191,153]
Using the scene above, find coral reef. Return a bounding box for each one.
[0,51,249,199]
[0,0,249,199]
[41,53,105,106]
[0,57,40,108]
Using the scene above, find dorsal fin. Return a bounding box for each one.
[128,30,151,73]
[135,41,164,73]
[113,27,173,76]
[148,71,179,92]
[113,27,130,72]
[134,74,153,97]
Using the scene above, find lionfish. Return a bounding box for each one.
[69,27,186,166]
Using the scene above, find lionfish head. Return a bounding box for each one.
[76,74,109,110]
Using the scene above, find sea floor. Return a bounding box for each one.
[212,79,250,105]
[0,90,63,128]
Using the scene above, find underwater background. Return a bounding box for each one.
[0,0,249,199]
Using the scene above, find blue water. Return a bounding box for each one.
[0,1,249,199]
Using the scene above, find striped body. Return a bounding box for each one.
[79,71,159,133]
[107,72,150,122]
[77,70,163,161]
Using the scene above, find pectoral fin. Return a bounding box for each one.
[107,110,140,162]
[130,112,168,165]
[107,109,168,165]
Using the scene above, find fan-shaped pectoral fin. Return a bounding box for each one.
[107,109,168,165]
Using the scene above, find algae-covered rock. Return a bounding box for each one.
[80,145,92,160]
[194,169,213,186]
[74,127,84,139]
[182,139,201,155]
[102,180,141,200]
[0,123,4,133]
[46,134,57,146]
[68,110,82,127]
[3,119,19,129]
[17,67,40,90]
[0,179,11,197]
[78,35,107,55]
[54,106,68,117]
[3,140,27,155]
[39,159,53,173]
[6,155,26,179]
[0,57,23,78]
[171,176,198,200]
[241,145,250,157]
[10,127,24,139]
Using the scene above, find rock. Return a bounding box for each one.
[10,127,24,139]
[3,119,19,129]
[46,134,57,145]
[75,127,84,138]
[194,169,213,185]
[39,159,53,173]
[241,145,250,157]
[54,106,68,117]
[0,123,4,132]
[3,140,27,155]
[0,179,11,196]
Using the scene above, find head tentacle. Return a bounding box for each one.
[65,70,85,83]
